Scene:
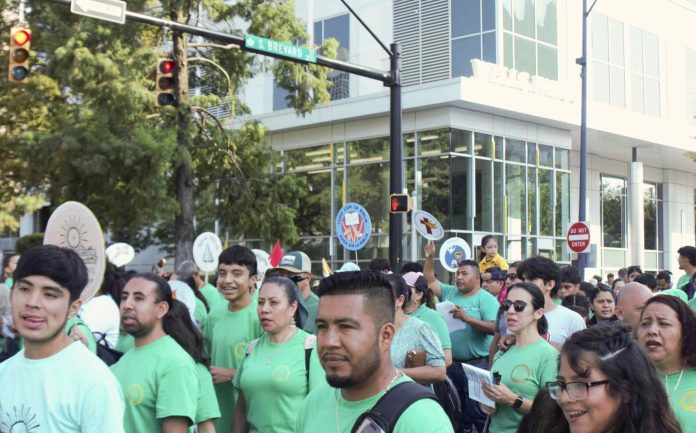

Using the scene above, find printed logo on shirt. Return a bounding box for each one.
[679,390,696,412]
[126,384,145,405]
[234,342,248,361]
[0,403,40,433]
[272,365,291,382]
[510,364,531,383]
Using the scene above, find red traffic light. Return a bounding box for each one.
[390,194,410,213]
[12,29,31,46]
[159,60,177,74]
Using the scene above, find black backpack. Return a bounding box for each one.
[432,376,462,427]
[94,332,124,366]
[351,381,437,433]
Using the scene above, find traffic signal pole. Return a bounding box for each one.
[47,0,404,268]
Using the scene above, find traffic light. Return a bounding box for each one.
[390,193,411,213]
[8,27,31,83]
[155,58,177,107]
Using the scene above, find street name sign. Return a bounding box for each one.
[244,33,317,63]
[567,221,590,253]
[71,0,126,25]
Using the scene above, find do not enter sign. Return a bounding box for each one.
[567,222,590,253]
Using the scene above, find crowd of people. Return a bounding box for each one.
[0,236,695,433]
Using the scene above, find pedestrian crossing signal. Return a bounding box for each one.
[155,58,177,107]
[390,194,411,213]
[8,27,31,83]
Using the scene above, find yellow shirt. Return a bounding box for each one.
[479,253,509,272]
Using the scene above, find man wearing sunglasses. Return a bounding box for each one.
[266,251,318,334]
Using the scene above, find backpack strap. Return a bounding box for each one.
[245,338,260,357]
[303,335,315,383]
[350,380,437,433]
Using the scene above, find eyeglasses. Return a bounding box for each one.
[500,300,528,313]
[506,273,517,280]
[546,380,610,400]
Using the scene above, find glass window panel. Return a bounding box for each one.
[346,163,389,236]
[336,142,347,164]
[506,139,526,163]
[602,249,626,269]
[644,194,657,250]
[475,159,493,231]
[555,148,569,170]
[528,142,537,166]
[314,21,322,45]
[631,73,644,113]
[556,171,570,237]
[592,14,609,62]
[537,44,558,79]
[608,18,624,66]
[610,66,626,107]
[539,169,553,236]
[347,137,389,163]
[474,132,492,157]
[527,166,537,234]
[601,176,626,194]
[494,136,505,160]
[404,133,416,158]
[507,235,524,261]
[644,77,660,117]
[593,62,610,104]
[483,0,496,32]
[494,161,505,233]
[503,0,513,31]
[514,0,535,38]
[421,157,452,229]
[273,84,291,111]
[324,15,350,60]
[506,164,526,235]
[452,36,481,77]
[452,0,481,37]
[295,172,332,236]
[452,129,472,153]
[483,32,497,63]
[630,27,643,73]
[329,72,350,100]
[515,36,536,75]
[405,157,415,199]
[536,0,557,45]
[504,32,514,69]
[538,144,553,167]
[419,129,451,156]
[643,31,659,78]
[287,143,332,171]
[451,156,471,230]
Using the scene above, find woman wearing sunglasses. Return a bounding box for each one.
[544,325,682,433]
[481,282,558,433]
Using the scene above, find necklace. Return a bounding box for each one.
[334,369,402,433]
[665,362,686,396]
[264,326,297,365]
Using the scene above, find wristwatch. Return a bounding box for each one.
[512,394,524,409]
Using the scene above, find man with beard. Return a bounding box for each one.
[111,274,198,433]
[295,271,453,433]
[0,245,124,433]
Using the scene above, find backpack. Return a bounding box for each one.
[350,381,438,433]
[432,376,462,427]
[93,332,124,366]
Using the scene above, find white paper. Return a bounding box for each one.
[461,363,496,408]
[436,301,468,332]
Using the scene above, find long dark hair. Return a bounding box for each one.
[163,299,209,367]
[478,235,498,262]
[413,275,435,309]
[641,295,696,368]
[559,326,682,433]
[385,274,412,310]
[260,276,305,329]
[506,282,548,335]
[180,273,210,312]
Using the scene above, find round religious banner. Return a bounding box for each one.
[44,201,106,302]
[193,232,223,273]
[412,210,445,241]
[335,203,372,251]
[105,242,135,267]
[252,249,271,278]
[439,237,472,272]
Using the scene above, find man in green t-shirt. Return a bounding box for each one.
[204,246,263,433]
[676,246,696,299]
[266,251,319,334]
[295,271,453,433]
[111,273,199,433]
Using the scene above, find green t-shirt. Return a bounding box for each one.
[4,278,12,288]
[661,367,696,433]
[115,332,135,353]
[65,316,97,353]
[111,335,199,433]
[295,375,454,433]
[410,304,452,350]
[200,283,224,310]
[233,330,326,433]
[489,338,559,433]
[194,363,221,424]
[194,297,208,329]
[303,291,319,335]
[440,283,499,360]
[677,274,691,290]
[204,301,263,433]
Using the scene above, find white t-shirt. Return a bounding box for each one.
[79,294,120,347]
[0,341,125,433]
[545,304,586,345]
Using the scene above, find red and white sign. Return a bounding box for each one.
[567,222,590,253]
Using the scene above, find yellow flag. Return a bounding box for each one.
[322,258,333,278]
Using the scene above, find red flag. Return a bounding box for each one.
[269,240,284,267]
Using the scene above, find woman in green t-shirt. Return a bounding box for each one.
[481,282,558,433]
[637,295,696,433]
[231,276,324,433]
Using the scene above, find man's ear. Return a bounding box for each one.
[380,322,395,351]
[68,298,82,318]
[615,306,624,321]
[156,300,170,319]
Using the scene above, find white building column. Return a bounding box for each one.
[628,160,644,267]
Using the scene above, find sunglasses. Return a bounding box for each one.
[500,299,528,313]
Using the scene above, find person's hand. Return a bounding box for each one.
[498,334,516,352]
[450,306,470,323]
[482,381,516,406]
[69,325,90,348]
[210,366,236,384]
[480,403,496,415]
[424,240,436,258]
